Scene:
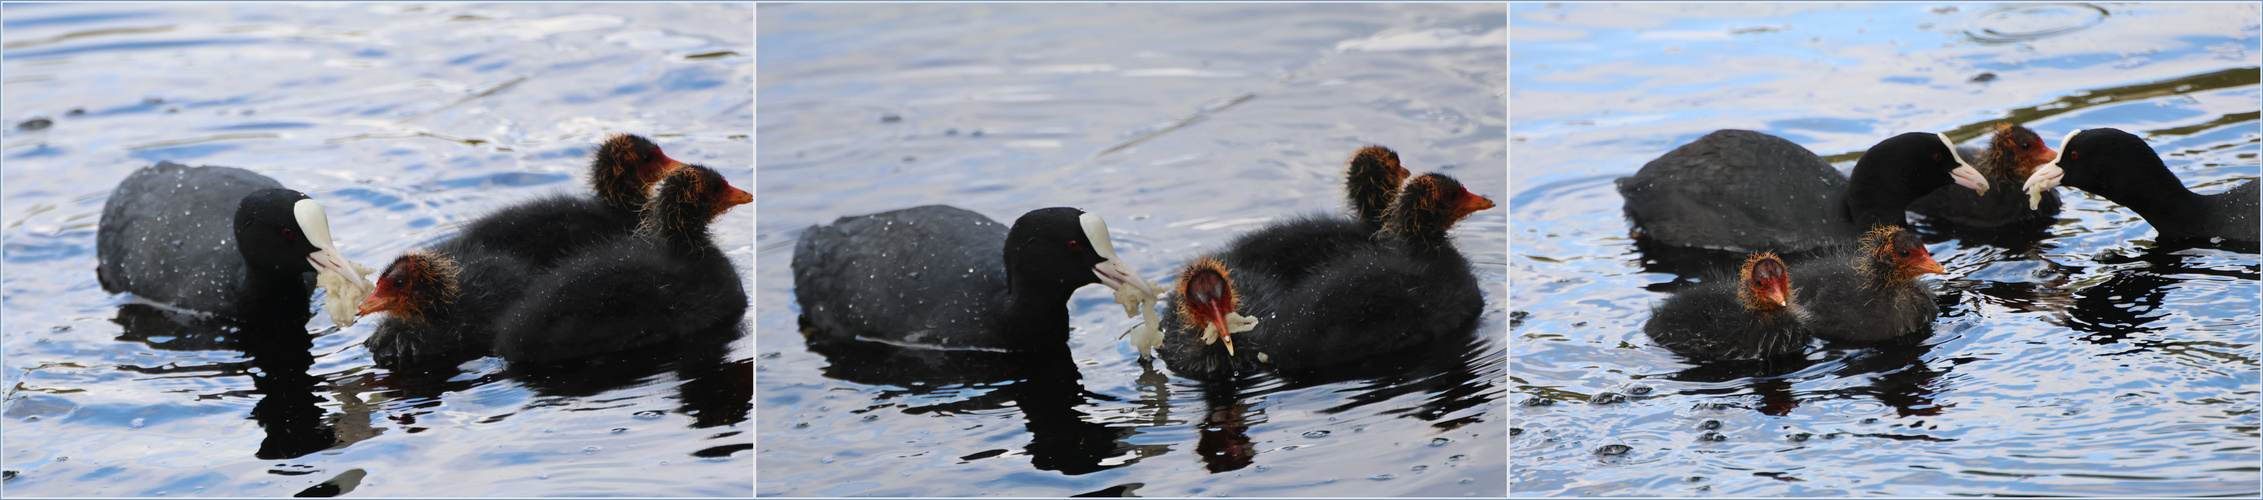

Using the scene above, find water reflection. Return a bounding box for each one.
[1963,3,2111,45]
[804,337,1165,475]
[109,305,366,460]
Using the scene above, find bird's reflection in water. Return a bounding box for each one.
[1659,332,1952,418]
[804,335,1167,475]
[110,303,368,460]
[359,321,752,435]
[1165,331,1500,473]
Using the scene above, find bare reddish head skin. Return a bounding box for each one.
[1862,226,1945,284]
[1382,173,1496,247]
[1176,257,1237,346]
[1738,252,1792,310]
[357,252,458,318]
[1989,123,2058,177]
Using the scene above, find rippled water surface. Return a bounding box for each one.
[758,4,1505,497]
[1511,3,2259,496]
[1,3,753,496]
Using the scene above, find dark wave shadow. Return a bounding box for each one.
[803,333,1166,475]
[109,303,363,460]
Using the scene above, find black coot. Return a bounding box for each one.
[1789,226,1945,342]
[1159,172,1494,376]
[1907,123,2061,227]
[455,134,685,269]
[96,161,371,325]
[1618,130,1990,253]
[356,239,534,368]
[1644,252,1809,360]
[2023,127,2260,245]
[792,205,1156,350]
[492,164,752,364]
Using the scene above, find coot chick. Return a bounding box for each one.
[456,133,685,269]
[1203,145,1413,289]
[1790,226,1945,342]
[96,161,373,326]
[356,240,535,368]
[2022,128,2260,245]
[793,203,1156,351]
[1618,130,1989,253]
[1158,173,1494,376]
[1346,145,1412,228]
[1907,123,2061,227]
[1644,253,1809,360]
[492,164,752,364]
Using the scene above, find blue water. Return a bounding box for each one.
[0,3,752,496]
[1511,3,2259,496]
[758,3,1506,496]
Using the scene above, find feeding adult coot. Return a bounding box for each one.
[1618,130,1990,254]
[2022,127,2260,246]
[1643,252,1810,361]
[491,164,752,364]
[792,205,1158,351]
[96,161,374,327]
[454,133,686,269]
[1157,162,1495,377]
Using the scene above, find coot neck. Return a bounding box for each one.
[1844,161,1927,232]
[239,265,315,324]
[999,274,1079,347]
[2089,167,2210,238]
[638,206,719,255]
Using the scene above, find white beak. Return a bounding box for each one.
[2022,130,2082,210]
[1080,212,1158,297]
[1936,132,1990,195]
[294,199,375,326]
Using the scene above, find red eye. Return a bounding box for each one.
[1067,240,1080,252]
[1932,153,1942,162]
[281,228,294,239]
[2069,151,2080,161]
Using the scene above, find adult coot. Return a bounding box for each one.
[492,164,752,364]
[1158,172,1494,376]
[792,204,1157,351]
[1789,226,1945,342]
[96,161,373,326]
[456,133,685,269]
[356,239,535,368]
[1644,252,1809,360]
[1618,130,1990,253]
[2022,128,2260,245]
[1906,123,2061,227]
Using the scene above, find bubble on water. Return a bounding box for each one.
[1963,3,2108,44]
